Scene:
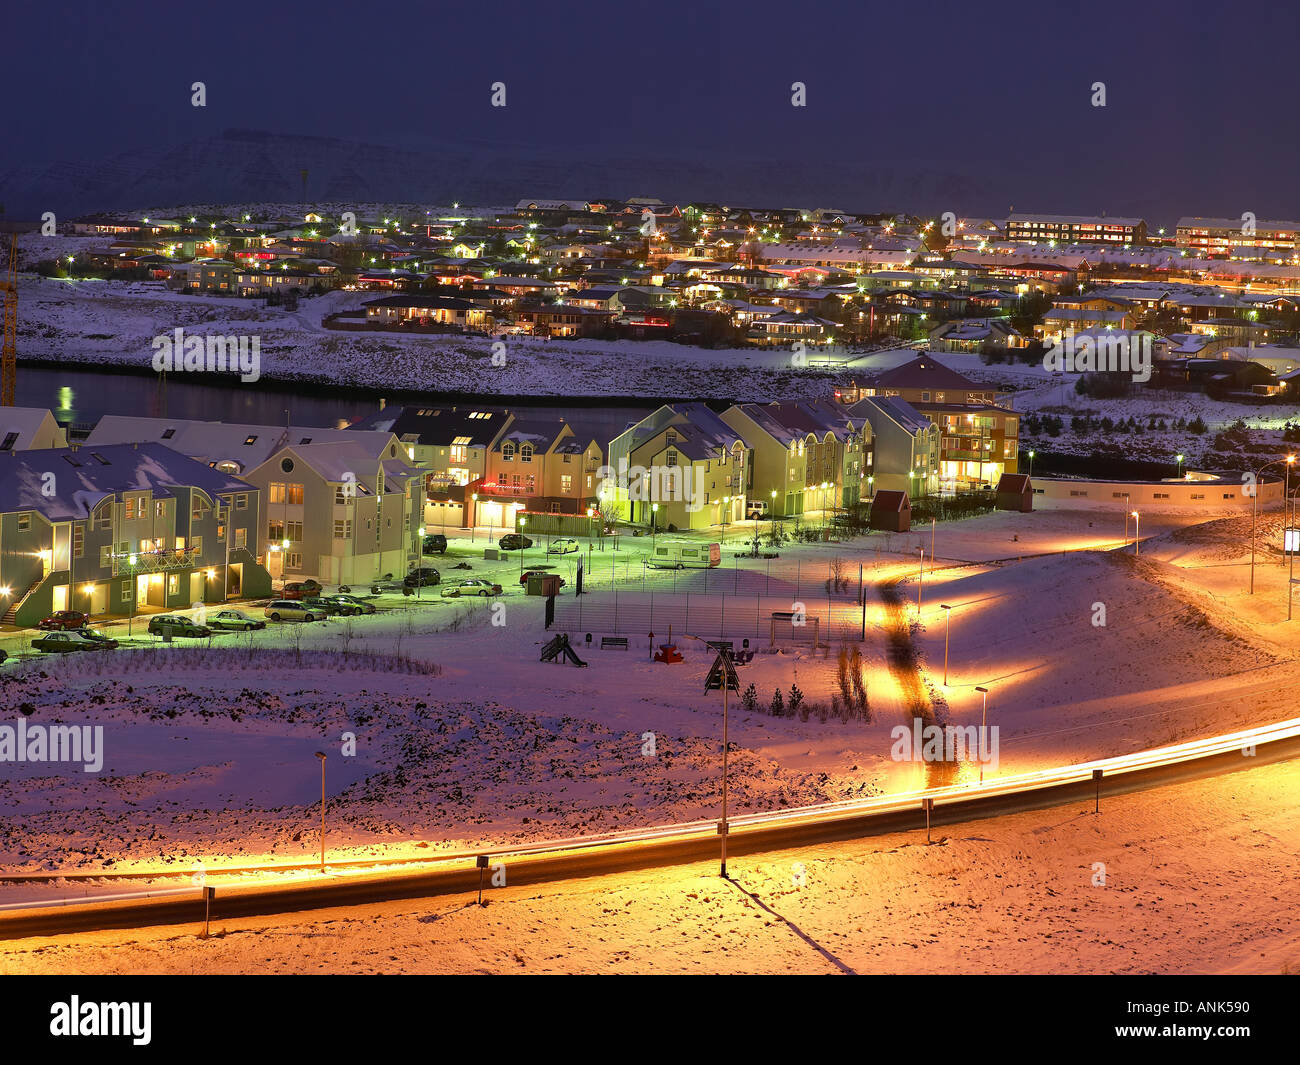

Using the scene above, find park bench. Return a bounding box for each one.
[601,636,629,650]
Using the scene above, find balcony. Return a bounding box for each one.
[109,545,202,577]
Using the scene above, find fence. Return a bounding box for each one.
[549,588,870,648]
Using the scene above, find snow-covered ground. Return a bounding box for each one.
[1,502,1292,891]
[3,758,1295,974]
[15,271,843,401]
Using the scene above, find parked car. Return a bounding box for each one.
[403,566,441,588]
[148,615,212,638]
[328,594,376,615]
[264,600,321,622]
[75,627,119,650]
[547,537,579,554]
[440,578,503,598]
[422,533,448,555]
[37,610,89,632]
[207,609,266,632]
[303,595,357,617]
[280,580,322,601]
[498,534,533,551]
[520,569,566,588]
[33,631,105,654]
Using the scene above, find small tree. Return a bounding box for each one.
[788,683,804,714]
[770,687,785,716]
[741,683,758,713]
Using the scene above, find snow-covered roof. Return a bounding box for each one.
[0,443,253,522]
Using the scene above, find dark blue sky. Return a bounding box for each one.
[4,0,1297,222]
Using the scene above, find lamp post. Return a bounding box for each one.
[518,514,528,580]
[313,751,327,872]
[651,502,658,552]
[1027,450,1035,479]
[470,492,478,543]
[1130,511,1140,556]
[1176,453,1185,479]
[1250,456,1294,593]
[1290,486,1296,621]
[867,474,874,500]
[721,496,730,545]
[917,547,925,614]
[941,603,952,685]
[975,686,989,783]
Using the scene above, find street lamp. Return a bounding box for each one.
[1175,453,1185,479]
[1027,449,1035,479]
[975,686,989,783]
[518,514,528,579]
[651,502,658,552]
[941,603,952,685]
[470,492,478,543]
[313,751,327,872]
[1130,511,1140,556]
[1250,456,1294,593]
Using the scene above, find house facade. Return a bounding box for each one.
[0,444,271,627]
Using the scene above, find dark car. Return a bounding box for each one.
[403,566,440,588]
[75,627,119,650]
[498,534,533,551]
[422,533,448,555]
[280,580,322,601]
[148,615,212,639]
[37,610,90,632]
[32,631,103,654]
[303,595,358,617]
[328,594,376,615]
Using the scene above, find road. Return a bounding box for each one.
[2,714,1296,940]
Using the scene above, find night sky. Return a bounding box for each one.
[4,0,1297,222]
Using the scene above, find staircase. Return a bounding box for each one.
[2,574,46,627]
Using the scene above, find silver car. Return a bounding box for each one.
[264,600,321,622]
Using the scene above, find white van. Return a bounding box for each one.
[647,540,722,569]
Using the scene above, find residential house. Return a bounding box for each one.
[348,405,512,529]
[0,443,271,628]
[845,396,940,496]
[480,419,603,525]
[606,404,751,532]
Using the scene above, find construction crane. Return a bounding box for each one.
[0,233,16,406]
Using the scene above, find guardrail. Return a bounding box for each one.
[2,715,1295,939]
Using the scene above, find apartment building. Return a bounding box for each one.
[845,396,940,497]
[1175,217,1300,259]
[721,400,871,518]
[349,405,511,530]
[0,443,270,628]
[85,416,425,585]
[250,441,425,586]
[606,404,750,532]
[479,419,603,526]
[1006,213,1147,245]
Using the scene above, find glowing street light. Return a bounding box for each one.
[1176,453,1185,478]
[1130,511,1140,556]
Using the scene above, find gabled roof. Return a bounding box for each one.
[0,408,60,450]
[349,406,508,447]
[849,396,933,436]
[0,443,253,522]
[86,416,401,473]
[855,353,980,393]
